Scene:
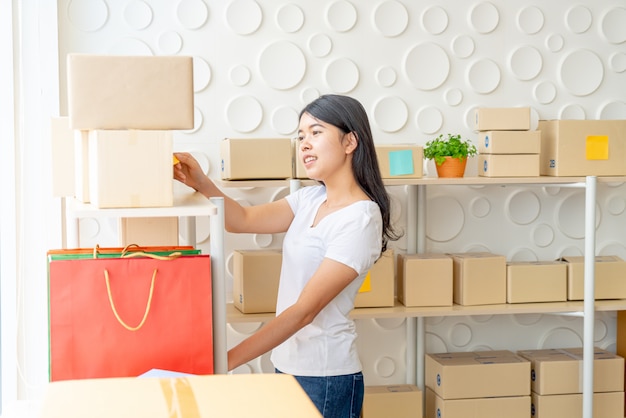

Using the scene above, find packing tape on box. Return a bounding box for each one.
[159,378,201,417]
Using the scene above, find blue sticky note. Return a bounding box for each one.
[388,150,414,176]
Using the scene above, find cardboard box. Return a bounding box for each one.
[88,130,174,208]
[119,217,179,247]
[220,138,293,180]
[474,107,531,131]
[425,350,530,399]
[354,250,394,308]
[506,261,567,303]
[50,117,75,197]
[233,249,282,313]
[477,130,541,154]
[425,388,530,418]
[375,145,424,179]
[40,374,323,418]
[561,255,626,300]
[67,54,194,130]
[478,154,540,177]
[449,252,506,306]
[363,385,423,418]
[517,347,625,395]
[74,130,90,203]
[538,120,626,176]
[531,391,624,418]
[397,253,453,307]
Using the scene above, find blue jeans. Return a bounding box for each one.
[276,369,364,418]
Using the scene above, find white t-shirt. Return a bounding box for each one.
[270,185,382,376]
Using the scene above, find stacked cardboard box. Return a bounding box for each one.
[474,107,540,177]
[221,137,293,180]
[375,144,424,179]
[362,385,423,418]
[425,350,531,418]
[559,255,626,300]
[517,347,625,418]
[396,253,453,307]
[449,252,506,306]
[232,249,282,314]
[354,250,395,308]
[506,260,567,303]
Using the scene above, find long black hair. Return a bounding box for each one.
[299,94,402,253]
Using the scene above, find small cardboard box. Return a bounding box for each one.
[375,145,424,179]
[425,350,530,399]
[50,117,75,197]
[560,255,626,300]
[67,54,194,130]
[233,249,282,314]
[40,374,323,418]
[517,347,625,395]
[538,120,626,176]
[354,250,394,308]
[474,107,531,131]
[397,253,453,307]
[531,391,624,418]
[88,130,173,208]
[220,138,293,180]
[362,385,423,418]
[425,388,530,418]
[119,217,179,247]
[478,154,540,177]
[506,261,567,303]
[449,252,507,306]
[477,130,541,154]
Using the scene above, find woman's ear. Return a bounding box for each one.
[344,131,358,154]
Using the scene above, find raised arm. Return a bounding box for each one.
[174,152,293,234]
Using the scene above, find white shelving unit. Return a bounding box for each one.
[64,192,228,374]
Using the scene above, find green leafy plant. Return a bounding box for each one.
[423,133,477,166]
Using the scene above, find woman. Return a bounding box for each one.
[174,94,399,418]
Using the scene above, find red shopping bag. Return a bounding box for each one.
[48,253,213,381]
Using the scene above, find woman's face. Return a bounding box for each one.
[297,112,353,181]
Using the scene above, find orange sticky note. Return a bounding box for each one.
[358,271,371,293]
[173,155,180,165]
[586,135,609,160]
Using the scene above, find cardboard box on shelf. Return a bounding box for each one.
[88,130,174,208]
[40,374,323,418]
[517,347,624,395]
[506,261,567,303]
[538,119,626,176]
[560,255,626,300]
[233,249,282,314]
[220,138,293,180]
[425,388,530,418]
[354,250,394,308]
[375,144,424,179]
[478,154,540,177]
[474,107,531,131]
[449,252,506,306]
[362,385,423,418]
[397,253,453,307]
[67,54,194,130]
[531,391,624,418]
[477,130,541,154]
[119,217,179,247]
[425,350,530,399]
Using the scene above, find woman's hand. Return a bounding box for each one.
[173,152,209,192]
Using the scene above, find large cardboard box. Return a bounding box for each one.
[560,255,626,300]
[449,252,506,306]
[477,130,541,154]
[233,249,282,314]
[478,154,540,177]
[88,130,173,208]
[506,261,567,303]
[40,374,323,418]
[375,145,424,179]
[531,391,624,418]
[362,385,423,418]
[354,250,394,308]
[425,388,530,418]
[517,347,624,395]
[538,120,626,176]
[119,217,179,247]
[67,54,194,130]
[474,107,531,131]
[397,253,453,307]
[425,350,530,399]
[220,138,293,180]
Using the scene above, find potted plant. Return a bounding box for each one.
[423,133,477,178]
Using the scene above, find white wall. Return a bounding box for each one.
[3,0,625,407]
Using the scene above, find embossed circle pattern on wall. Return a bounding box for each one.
[225,0,263,35]
[404,43,450,91]
[559,49,604,97]
[225,95,264,133]
[276,4,304,33]
[372,0,409,37]
[67,0,108,32]
[517,6,544,35]
[325,0,358,32]
[426,195,465,242]
[421,6,449,35]
[176,0,209,30]
[372,96,408,133]
[324,57,360,93]
[258,41,306,90]
[123,0,153,30]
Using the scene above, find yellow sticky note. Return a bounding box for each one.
[358,271,371,293]
[586,135,609,160]
[173,155,180,165]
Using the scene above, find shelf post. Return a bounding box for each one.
[583,176,596,418]
[209,197,227,374]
